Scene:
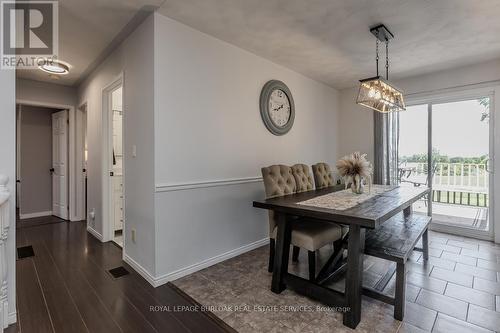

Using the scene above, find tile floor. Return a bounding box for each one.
[173,230,500,332]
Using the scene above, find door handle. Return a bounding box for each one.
[110,171,114,176]
[486,158,493,174]
[50,168,55,174]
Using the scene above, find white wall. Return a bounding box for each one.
[153,14,340,282]
[338,58,500,242]
[77,15,156,274]
[16,78,77,106]
[0,69,16,323]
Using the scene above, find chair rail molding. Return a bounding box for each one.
[0,175,10,330]
[155,176,263,192]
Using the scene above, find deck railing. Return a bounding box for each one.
[400,162,489,207]
[0,175,10,331]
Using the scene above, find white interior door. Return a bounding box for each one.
[52,110,68,219]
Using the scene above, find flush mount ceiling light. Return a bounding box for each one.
[356,24,405,113]
[38,59,70,75]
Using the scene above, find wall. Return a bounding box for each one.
[153,14,340,282]
[16,78,77,106]
[338,58,500,242]
[19,106,58,216]
[77,15,156,275]
[0,69,16,323]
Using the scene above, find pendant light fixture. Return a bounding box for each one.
[356,24,405,113]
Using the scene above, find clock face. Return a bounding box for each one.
[260,80,295,136]
[268,89,291,127]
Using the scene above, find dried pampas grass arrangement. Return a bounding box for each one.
[336,152,373,194]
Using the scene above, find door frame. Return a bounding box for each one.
[76,102,87,222]
[405,86,497,241]
[15,99,79,221]
[101,74,125,243]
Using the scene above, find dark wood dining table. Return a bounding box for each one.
[253,185,430,329]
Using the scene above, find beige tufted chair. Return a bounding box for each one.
[291,164,314,193]
[312,162,335,189]
[262,164,344,281]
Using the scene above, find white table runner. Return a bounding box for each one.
[297,185,397,211]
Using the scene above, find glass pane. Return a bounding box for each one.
[432,98,490,231]
[398,104,429,214]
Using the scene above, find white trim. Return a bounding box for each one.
[154,238,268,287]
[86,225,103,241]
[155,176,263,192]
[19,211,52,219]
[101,74,124,243]
[123,253,156,286]
[124,238,268,287]
[8,311,16,325]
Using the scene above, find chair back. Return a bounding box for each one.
[291,164,314,193]
[261,165,296,235]
[312,162,335,189]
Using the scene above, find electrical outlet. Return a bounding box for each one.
[131,228,136,243]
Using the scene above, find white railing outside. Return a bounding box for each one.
[400,162,488,193]
[0,175,10,331]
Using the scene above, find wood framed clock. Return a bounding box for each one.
[259,80,295,136]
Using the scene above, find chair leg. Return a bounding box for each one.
[394,262,406,320]
[308,250,316,282]
[292,246,300,262]
[422,229,429,261]
[268,238,275,273]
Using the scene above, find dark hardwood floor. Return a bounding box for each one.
[9,218,234,333]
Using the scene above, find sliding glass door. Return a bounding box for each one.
[398,94,493,238]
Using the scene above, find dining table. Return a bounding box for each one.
[253,185,430,329]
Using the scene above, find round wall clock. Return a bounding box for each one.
[259,80,295,136]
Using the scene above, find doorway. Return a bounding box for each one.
[103,78,124,247]
[399,91,494,239]
[16,104,69,221]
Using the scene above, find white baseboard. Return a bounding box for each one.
[19,211,52,219]
[154,238,269,287]
[86,226,103,242]
[8,311,16,325]
[123,238,268,288]
[123,253,157,286]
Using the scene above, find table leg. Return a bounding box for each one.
[343,224,366,329]
[271,212,291,294]
[403,205,413,217]
[422,228,429,261]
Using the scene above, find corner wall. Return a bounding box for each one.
[77,15,156,275]
[153,13,340,283]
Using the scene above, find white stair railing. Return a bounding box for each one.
[0,175,10,331]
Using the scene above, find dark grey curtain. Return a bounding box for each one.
[373,111,399,185]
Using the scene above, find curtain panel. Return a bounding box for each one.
[373,111,399,185]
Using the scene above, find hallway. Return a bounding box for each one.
[10,219,233,333]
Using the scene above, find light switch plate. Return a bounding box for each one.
[132,145,137,157]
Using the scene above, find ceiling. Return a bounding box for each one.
[16,0,164,86]
[159,0,500,89]
[18,0,500,89]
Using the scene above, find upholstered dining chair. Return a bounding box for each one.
[261,164,344,281]
[311,162,335,189]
